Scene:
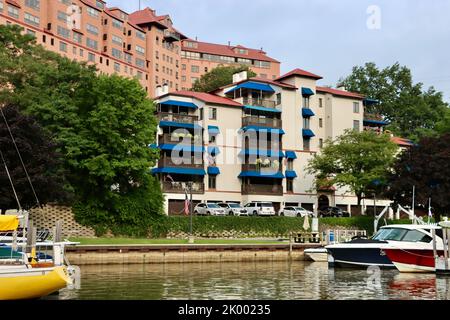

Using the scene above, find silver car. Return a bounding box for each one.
[218,203,249,216]
[279,207,314,218]
[194,203,226,216]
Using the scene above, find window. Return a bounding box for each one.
[276,93,282,105]
[112,35,122,45]
[111,48,122,59]
[181,76,186,82]
[209,134,216,144]
[254,60,271,68]
[87,24,99,35]
[59,41,67,52]
[73,32,82,44]
[24,12,40,26]
[237,58,251,64]
[208,175,217,190]
[79,49,84,57]
[303,96,310,109]
[95,0,104,9]
[287,179,294,193]
[402,230,432,243]
[112,19,123,29]
[353,120,360,132]
[303,138,311,151]
[114,62,121,72]
[235,48,248,55]
[319,118,323,128]
[26,29,36,37]
[25,0,39,10]
[319,98,323,108]
[136,58,145,68]
[191,77,199,84]
[136,45,145,55]
[319,139,323,149]
[259,74,267,79]
[59,0,71,4]
[353,102,360,113]
[181,51,201,59]
[8,5,19,18]
[136,71,143,80]
[0,1,3,12]
[86,38,98,50]
[72,46,77,55]
[191,65,199,73]
[199,108,204,120]
[136,30,145,40]
[124,53,132,63]
[88,52,95,62]
[209,108,217,120]
[287,159,294,171]
[57,11,68,22]
[57,26,70,39]
[303,118,310,130]
[87,7,99,18]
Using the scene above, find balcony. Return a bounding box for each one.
[162,181,205,194]
[241,183,283,196]
[164,30,181,42]
[159,133,202,145]
[241,164,282,175]
[242,116,282,129]
[158,157,204,169]
[158,113,199,125]
[243,97,277,109]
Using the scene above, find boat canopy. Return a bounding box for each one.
[0,216,19,232]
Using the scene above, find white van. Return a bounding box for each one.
[244,202,276,216]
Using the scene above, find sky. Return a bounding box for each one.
[107,0,450,102]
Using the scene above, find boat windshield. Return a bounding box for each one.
[373,228,408,241]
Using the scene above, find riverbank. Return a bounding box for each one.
[65,243,320,265]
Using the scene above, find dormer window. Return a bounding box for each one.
[235,48,248,55]
[184,41,198,49]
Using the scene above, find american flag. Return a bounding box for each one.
[184,189,190,216]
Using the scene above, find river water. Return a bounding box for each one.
[55,261,450,300]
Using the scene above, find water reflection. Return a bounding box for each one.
[55,262,450,300]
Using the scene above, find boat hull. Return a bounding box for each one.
[384,249,441,273]
[327,247,395,269]
[0,266,70,300]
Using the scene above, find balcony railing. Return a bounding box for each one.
[164,30,181,42]
[159,133,203,145]
[242,116,282,129]
[158,157,204,169]
[243,97,277,108]
[241,183,283,196]
[158,113,198,124]
[162,181,205,194]
[241,164,282,174]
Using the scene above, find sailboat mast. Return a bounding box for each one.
[0,148,22,212]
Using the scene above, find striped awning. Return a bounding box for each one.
[152,167,206,176]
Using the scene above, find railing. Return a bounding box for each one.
[159,133,203,145]
[242,116,282,129]
[243,97,277,108]
[242,184,283,196]
[158,157,204,169]
[158,113,199,124]
[364,112,384,121]
[164,30,181,41]
[241,164,282,174]
[162,181,205,194]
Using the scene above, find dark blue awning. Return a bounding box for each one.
[285,170,298,179]
[151,167,206,176]
[159,121,203,130]
[244,105,281,113]
[239,149,285,158]
[238,171,285,179]
[302,129,315,138]
[363,119,389,126]
[208,126,220,134]
[160,100,198,109]
[207,167,220,175]
[159,144,205,153]
[363,98,379,107]
[242,126,285,135]
[149,143,158,149]
[225,82,275,94]
[302,87,315,96]
[302,108,315,117]
[285,151,297,159]
[207,146,220,155]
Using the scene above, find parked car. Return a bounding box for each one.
[319,206,350,218]
[194,203,226,216]
[279,207,314,218]
[217,203,249,216]
[244,202,276,216]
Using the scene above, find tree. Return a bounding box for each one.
[436,108,450,134]
[386,133,450,219]
[0,104,67,214]
[191,65,257,92]
[307,130,399,206]
[339,62,449,141]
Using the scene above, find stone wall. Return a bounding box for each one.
[30,205,96,238]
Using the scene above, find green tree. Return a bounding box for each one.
[307,130,399,206]
[191,65,257,92]
[339,62,449,141]
[387,133,450,219]
[436,108,450,134]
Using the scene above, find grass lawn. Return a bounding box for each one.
[69,238,289,245]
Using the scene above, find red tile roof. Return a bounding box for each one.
[276,68,323,81]
[129,8,168,29]
[316,86,364,99]
[160,91,243,107]
[391,137,414,147]
[181,40,280,63]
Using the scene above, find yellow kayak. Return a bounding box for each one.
[0,266,71,300]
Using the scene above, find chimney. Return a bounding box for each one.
[155,85,163,97]
[162,83,169,95]
[228,41,231,47]
[239,71,248,81]
[232,72,241,84]
[337,85,347,91]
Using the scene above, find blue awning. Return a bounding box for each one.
[244,105,281,113]
[208,126,220,134]
[363,98,379,106]
[149,143,158,149]
[285,170,298,179]
[242,126,285,135]
[302,108,315,117]
[160,100,198,109]
[159,144,205,153]
[285,151,297,159]
[363,119,389,126]
[225,82,275,94]
[239,149,285,158]
[302,87,315,96]
[302,129,315,138]
[152,167,206,176]
[238,171,285,179]
[207,146,220,155]
[207,167,220,175]
[159,121,202,130]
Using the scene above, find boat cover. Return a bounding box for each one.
[0,216,19,232]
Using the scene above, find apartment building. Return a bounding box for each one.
[180,39,281,90]
[153,68,395,215]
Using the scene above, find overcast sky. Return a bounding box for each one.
[107,0,450,102]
